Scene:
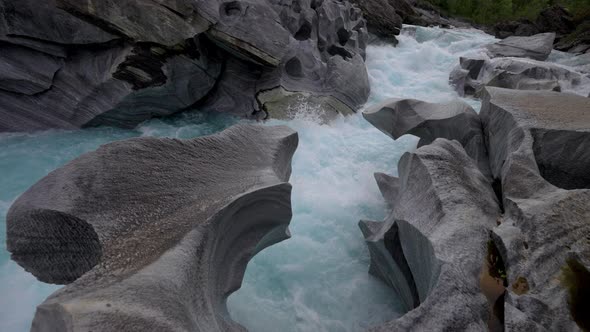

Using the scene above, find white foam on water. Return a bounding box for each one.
[227,26,497,332]
[2,25,589,332]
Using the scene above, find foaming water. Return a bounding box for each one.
[2,25,590,332]
[0,112,237,332]
[227,26,497,332]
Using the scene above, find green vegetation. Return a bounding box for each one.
[423,0,590,25]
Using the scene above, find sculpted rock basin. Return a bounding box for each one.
[6,124,298,332]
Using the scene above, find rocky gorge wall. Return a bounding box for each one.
[0,0,370,132]
[361,87,590,331]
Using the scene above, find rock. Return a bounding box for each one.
[6,124,298,331]
[361,139,501,331]
[363,98,491,176]
[556,21,590,54]
[450,56,590,97]
[480,87,590,331]
[0,0,370,132]
[349,0,403,44]
[494,5,574,40]
[535,5,575,36]
[494,19,540,39]
[486,33,556,61]
[0,44,63,95]
[0,0,117,45]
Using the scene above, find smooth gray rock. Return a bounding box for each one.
[0,0,117,45]
[7,124,298,332]
[480,87,590,331]
[486,33,556,61]
[0,0,370,132]
[363,98,491,177]
[349,0,403,43]
[0,44,63,95]
[451,56,590,97]
[362,139,501,331]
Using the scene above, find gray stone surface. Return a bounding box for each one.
[361,139,501,331]
[6,124,298,332]
[450,56,590,97]
[480,87,590,331]
[349,0,403,44]
[0,0,370,132]
[362,88,590,331]
[363,98,491,176]
[486,33,556,61]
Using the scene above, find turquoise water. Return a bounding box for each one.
[1,26,588,331]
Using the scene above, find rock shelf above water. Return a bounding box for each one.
[6,124,298,332]
[362,87,590,331]
[0,0,370,132]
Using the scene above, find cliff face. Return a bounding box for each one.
[0,0,370,132]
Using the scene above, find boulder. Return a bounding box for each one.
[480,87,590,331]
[361,139,502,331]
[556,21,590,54]
[349,0,403,44]
[486,33,556,61]
[363,98,491,176]
[494,19,540,40]
[6,124,298,332]
[0,0,370,132]
[450,56,590,98]
[535,5,575,36]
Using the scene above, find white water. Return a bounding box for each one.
[0,26,588,332]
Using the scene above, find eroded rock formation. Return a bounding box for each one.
[361,139,501,330]
[486,33,556,61]
[362,87,590,331]
[6,124,298,332]
[363,98,490,176]
[0,0,370,132]
[481,87,590,331]
[450,56,590,97]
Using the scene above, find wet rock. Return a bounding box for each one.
[349,0,403,43]
[450,56,590,97]
[480,87,590,331]
[486,33,556,61]
[363,98,491,176]
[0,0,370,132]
[362,139,501,330]
[494,19,540,39]
[7,124,298,332]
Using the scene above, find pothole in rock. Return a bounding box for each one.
[532,129,590,190]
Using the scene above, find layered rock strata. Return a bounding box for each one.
[481,87,590,331]
[6,124,298,332]
[0,0,370,132]
[362,87,590,331]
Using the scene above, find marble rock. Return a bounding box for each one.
[361,139,501,330]
[363,98,491,176]
[0,0,370,132]
[486,33,556,61]
[7,124,298,332]
[450,56,590,98]
[481,87,590,331]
